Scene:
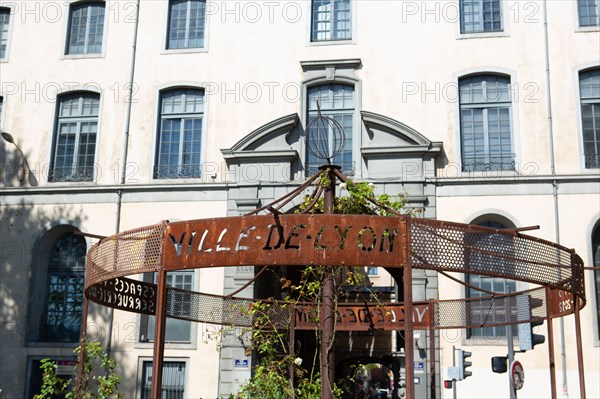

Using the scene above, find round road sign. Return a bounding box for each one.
[510,360,525,390]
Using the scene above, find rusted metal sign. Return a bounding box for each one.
[86,277,157,315]
[294,303,430,331]
[547,289,576,319]
[164,214,407,269]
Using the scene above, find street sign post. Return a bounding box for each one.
[510,361,525,391]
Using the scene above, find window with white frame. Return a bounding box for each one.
[460,0,502,34]
[50,92,99,182]
[0,7,10,59]
[141,360,186,399]
[592,224,600,336]
[311,0,351,42]
[578,0,600,27]
[167,0,206,49]
[306,84,354,174]
[40,232,86,342]
[588,223,600,338]
[66,2,105,55]
[465,220,516,338]
[459,74,514,171]
[140,271,194,343]
[580,68,600,168]
[155,89,204,179]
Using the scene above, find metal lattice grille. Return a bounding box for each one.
[166,288,290,328]
[434,287,547,329]
[410,219,582,297]
[85,223,165,290]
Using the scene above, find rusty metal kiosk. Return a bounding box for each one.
[79,162,587,399]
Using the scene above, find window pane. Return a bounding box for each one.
[466,221,517,338]
[142,361,186,399]
[306,84,355,175]
[67,3,105,55]
[461,0,502,33]
[0,8,9,59]
[593,226,600,336]
[147,272,194,342]
[311,0,351,41]
[168,0,206,49]
[156,90,204,179]
[460,75,514,171]
[41,233,86,342]
[52,93,100,182]
[578,0,600,27]
[580,70,600,168]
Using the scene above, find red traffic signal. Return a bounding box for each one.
[444,380,454,389]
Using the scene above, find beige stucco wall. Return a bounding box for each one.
[1,0,599,398]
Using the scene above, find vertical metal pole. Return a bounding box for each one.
[404,217,415,399]
[150,269,168,399]
[289,304,296,398]
[574,295,586,399]
[320,166,336,399]
[452,346,456,399]
[428,303,436,399]
[77,296,89,388]
[507,323,517,399]
[546,289,557,399]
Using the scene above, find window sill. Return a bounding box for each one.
[457,30,509,40]
[161,47,208,55]
[463,336,517,346]
[25,341,79,348]
[575,25,600,32]
[62,53,105,60]
[308,39,354,46]
[134,341,197,350]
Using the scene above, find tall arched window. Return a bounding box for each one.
[592,223,600,335]
[579,68,600,169]
[465,218,516,338]
[50,92,100,182]
[154,88,205,179]
[306,83,355,175]
[459,74,514,172]
[39,231,86,342]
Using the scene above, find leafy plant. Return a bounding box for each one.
[34,340,122,399]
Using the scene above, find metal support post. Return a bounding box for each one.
[507,323,517,399]
[320,166,336,399]
[429,303,436,399]
[574,294,586,399]
[150,269,168,399]
[77,296,89,388]
[452,346,456,399]
[546,289,557,399]
[404,218,415,399]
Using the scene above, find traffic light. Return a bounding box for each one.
[443,380,454,389]
[491,356,508,373]
[518,296,545,351]
[458,349,472,380]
